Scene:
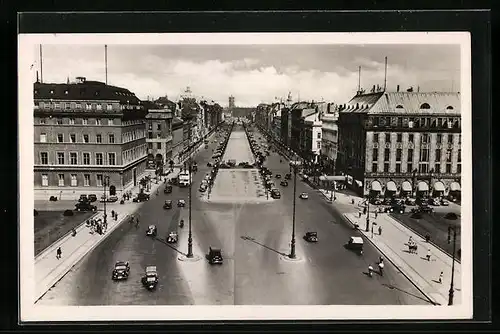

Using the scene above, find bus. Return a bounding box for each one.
[178,171,190,187]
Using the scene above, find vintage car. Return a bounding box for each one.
[133,192,150,202]
[112,261,130,280]
[75,201,97,212]
[177,199,186,207]
[141,266,158,290]
[280,180,288,187]
[275,174,281,179]
[79,194,88,202]
[384,203,406,214]
[271,188,281,199]
[346,236,364,254]
[164,185,172,194]
[146,225,157,237]
[440,198,450,206]
[163,200,173,209]
[88,194,98,202]
[206,247,223,265]
[303,231,318,242]
[299,192,309,199]
[429,197,441,206]
[410,205,434,214]
[100,195,118,203]
[285,173,292,180]
[166,231,178,243]
[199,184,208,192]
[405,197,417,206]
[370,197,383,205]
[192,163,198,172]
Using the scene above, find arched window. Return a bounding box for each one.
[396,104,404,109]
[420,103,431,109]
[446,105,454,110]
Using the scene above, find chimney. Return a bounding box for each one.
[36,71,39,83]
[397,85,400,92]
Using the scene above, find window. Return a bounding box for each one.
[108,118,114,125]
[396,149,402,161]
[385,133,391,142]
[437,134,442,144]
[317,141,321,150]
[57,134,63,143]
[420,103,431,109]
[421,148,429,162]
[57,118,63,125]
[68,152,77,165]
[446,149,452,162]
[397,133,402,142]
[157,123,162,131]
[96,119,102,125]
[148,142,153,149]
[82,118,88,125]
[457,164,461,173]
[83,153,90,165]
[316,132,321,139]
[408,134,414,143]
[96,153,103,165]
[69,118,75,125]
[446,164,452,173]
[408,148,414,161]
[76,103,82,109]
[96,134,102,143]
[40,152,48,164]
[109,134,115,143]
[70,134,76,143]
[434,163,441,173]
[419,163,429,173]
[96,174,103,187]
[108,153,116,165]
[97,104,102,110]
[372,163,378,173]
[58,174,65,186]
[40,118,46,124]
[40,133,47,143]
[447,134,453,144]
[148,123,152,130]
[407,163,413,173]
[57,152,64,164]
[384,149,390,161]
[54,102,60,109]
[384,163,389,172]
[156,133,161,139]
[458,149,461,162]
[107,104,113,111]
[71,174,77,186]
[374,133,379,142]
[42,174,48,186]
[157,142,162,149]
[438,118,443,127]
[148,132,153,139]
[435,149,441,161]
[84,174,90,186]
[44,102,50,109]
[86,103,92,110]
[372,149,378,160]
[421,133,428,143]
[395,163,401,173]
[83,134,89,143]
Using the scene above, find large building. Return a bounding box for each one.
[171,117,185,161]
[337,90,462,199]
[145,106,173,171]
[33,77,147,200]
[320,107,340,175]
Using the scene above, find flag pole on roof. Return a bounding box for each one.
[105,45,108,85]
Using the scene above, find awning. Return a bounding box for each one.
[450,182,461,191]
[433,182,445,192]
[401,181,412,192]
[417,181,429,192]
[386,181,397,192]
[371,180,382,192]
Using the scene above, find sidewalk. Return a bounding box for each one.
[34,167,184,303]
[343,212,461,306]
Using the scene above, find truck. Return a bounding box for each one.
[178,171,191,187]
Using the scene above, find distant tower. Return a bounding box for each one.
[229,95,235,109]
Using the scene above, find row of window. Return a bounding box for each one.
[39,152,117,166]
[39,133,116,144]
[35,101,115,111]
[372,148,461,163]
[373,133,461,144]
[148,142,163,149]
[40,173,108,187]
[123,145,147,164]
[369,116,461,129]
[38,117,115,126]
[371,162,461,174]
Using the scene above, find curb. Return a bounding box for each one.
[342,213,438,306]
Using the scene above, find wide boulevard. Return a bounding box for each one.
[38,122,430,306]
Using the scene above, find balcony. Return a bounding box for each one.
[364,171,460,179]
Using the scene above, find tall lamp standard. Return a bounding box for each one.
[445,215,459,305]
[365,196,371,232]
[289,160,302,259]
[103,175,110,226]
[186,119,194,258]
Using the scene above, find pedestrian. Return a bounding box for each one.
[408,236,413,245]
[111,210,115,219]
[426,249,431,261]
[375,211,378,219]
[115,212,118,221]
[378,259,384,276]
[438,271,443,284]
[71,228,77,237]
[358,211,362,218]
[378,225,382,235]
[56,247,62,260]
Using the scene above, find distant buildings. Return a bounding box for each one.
[320,108,339,175]
[33,77,147,199]
[337,90,461,198]
[144,103,173,171]
[228,95,235,108]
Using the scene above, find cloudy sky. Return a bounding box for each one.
[33,44,460,107]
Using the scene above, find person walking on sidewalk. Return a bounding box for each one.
[426,248,431,261]
[378,258,384,276]
[56,247,62,260]
[378,225,382,235]
[438,271,443,283]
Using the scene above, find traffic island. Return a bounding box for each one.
[178,254,202,262]
[280,254,305,263]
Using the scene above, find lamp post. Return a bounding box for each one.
[103,175,110,227]
[365,196,370,232]
[289,160,301,259]
[446,221,459,305]
[186,121,194,258]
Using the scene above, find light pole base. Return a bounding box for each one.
[178,254,202,262]
[280,254,304,263]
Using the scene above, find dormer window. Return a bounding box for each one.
[34,89,38,95]
[396,105,404,109]
[420,103,431,109]
[64,90,69,95]
[446,106,454,110]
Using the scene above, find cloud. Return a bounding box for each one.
[34,44,461,107]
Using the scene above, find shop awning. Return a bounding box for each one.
[450,182,461,191]
[371,180,382,192]
[401,181,412,192]
[433,182,445,192]
[417,181,429,192]
[386,181,397,192]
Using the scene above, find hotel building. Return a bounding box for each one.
[33,77,147,200]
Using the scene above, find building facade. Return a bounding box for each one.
[145,108,173,170]
[34,77,147,200]
[337,91,461,198]
[171,117,185,161]
[320,111,339,175]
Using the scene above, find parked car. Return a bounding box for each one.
[280,180,288,187]
[163,200,172,209]
[164,185,172,194]
[206,247,223,265]
[146,225,157,237]
[299,192,309,199]
[440,198,450,206]
[285,173,292,180]
[303,231,318,242]
[199,184,207,192]
[271,188,281,199]
[88,194,97,202]
[405,197,416,206]
[384,203,406,214]
[383,198,392,205]
[177,199,186,207]
[133,192,150,202]
[112,261,130,281]
[75,201,97,212]
[370,197,383,205]
[429,197,441,206]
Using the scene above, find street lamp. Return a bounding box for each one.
[365,196,371,232]
[445,213,460,306]
[289,160,302,259]
[186,122,194,258]
[103,175,110,227]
